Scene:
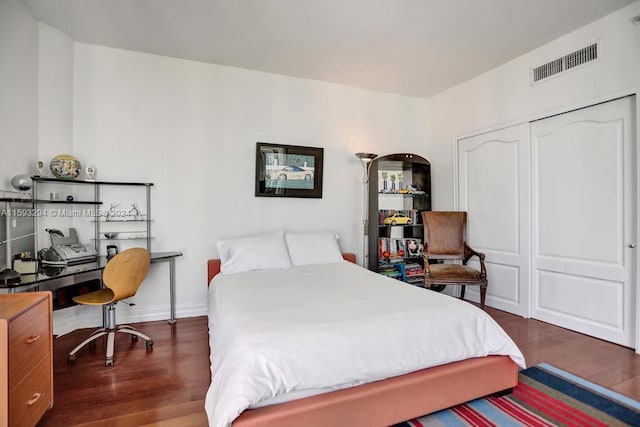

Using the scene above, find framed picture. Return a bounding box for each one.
[255,142,324,198]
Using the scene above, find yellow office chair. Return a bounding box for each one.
[68,248,153,366]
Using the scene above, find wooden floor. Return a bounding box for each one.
[40,316,211,426]
[39,307,640,426]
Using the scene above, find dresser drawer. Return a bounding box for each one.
[8,298,50,390]
[9,355,53,427]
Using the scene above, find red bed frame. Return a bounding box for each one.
[207,254,518,426]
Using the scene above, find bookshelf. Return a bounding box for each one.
[367,153,431,286]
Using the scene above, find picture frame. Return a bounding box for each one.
[255,142,324,198]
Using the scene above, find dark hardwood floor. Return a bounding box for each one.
[40,316,211,426]
[39,307,640,426]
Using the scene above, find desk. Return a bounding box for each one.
[149,252,182,324]
[0,251,182,323]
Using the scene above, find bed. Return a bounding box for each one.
[205,231,525,427]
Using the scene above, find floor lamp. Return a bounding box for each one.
[355,152,378,268]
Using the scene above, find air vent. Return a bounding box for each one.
[532,43,598,83]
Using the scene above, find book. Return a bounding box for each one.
[379,237,423,259]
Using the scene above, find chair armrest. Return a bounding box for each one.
[463,243,486,276]
[422,245,431,274]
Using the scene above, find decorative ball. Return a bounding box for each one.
[50,154,81,179]
[11,175,32,192]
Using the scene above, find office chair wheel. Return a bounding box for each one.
[131,335,138,342]
[67,354,76,364]
[106,357,114,367]
[89,341,97,350]
[146,340,153,349]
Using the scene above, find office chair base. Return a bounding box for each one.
[68,325,153,366]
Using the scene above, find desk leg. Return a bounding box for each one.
[169,258,176,324]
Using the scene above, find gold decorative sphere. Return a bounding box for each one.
[50,154,81,179]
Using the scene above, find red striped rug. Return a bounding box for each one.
[395,363,640,426]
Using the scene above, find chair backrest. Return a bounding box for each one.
[102,248,151,301]
[422,211,467,260]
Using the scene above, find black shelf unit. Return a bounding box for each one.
[32,200,102,205]
[367,153,431,281]
[30,177,154,256]
[32,176,153,187]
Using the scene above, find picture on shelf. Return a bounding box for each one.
[406,239,423,257]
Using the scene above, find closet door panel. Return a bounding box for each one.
[457,123,530,316]
[464,141,519,252]
[531,96,636,347]
[536,119,620,263]
[537,271,623,329]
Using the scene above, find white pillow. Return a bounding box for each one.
[285,231,343,267]
[217,231,292,274]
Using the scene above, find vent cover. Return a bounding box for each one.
[532,43,598,83]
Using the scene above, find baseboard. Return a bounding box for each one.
[53,302,209,336]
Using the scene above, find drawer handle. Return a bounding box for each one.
[26,335,41,344]
[27,393,42,406]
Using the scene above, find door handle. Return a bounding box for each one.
[629,244,636,248]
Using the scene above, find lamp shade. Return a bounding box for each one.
[355,152,378,162]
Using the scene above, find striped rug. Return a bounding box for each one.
[396,363,640,426]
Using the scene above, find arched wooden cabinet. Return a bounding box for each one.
[367,153,431,284]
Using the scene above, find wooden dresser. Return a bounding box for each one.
[0,292,53,427]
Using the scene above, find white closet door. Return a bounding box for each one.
[531,96,636,347]
[457,123,531,316]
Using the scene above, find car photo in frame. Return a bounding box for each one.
[255,142,324,198]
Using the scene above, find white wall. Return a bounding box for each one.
[68,43,429,331]
[38,23,74,166]
[0,0,38,186]
[0,0,38,269]
[425,1,640,210]
[37,23,75,251]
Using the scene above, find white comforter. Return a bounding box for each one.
[205,261,525,427]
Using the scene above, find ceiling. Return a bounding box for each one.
[23,0,636,99]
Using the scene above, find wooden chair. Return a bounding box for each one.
[422,211,488,309]
[68,248,153,366]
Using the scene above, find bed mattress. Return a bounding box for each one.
[206,261,524,427]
